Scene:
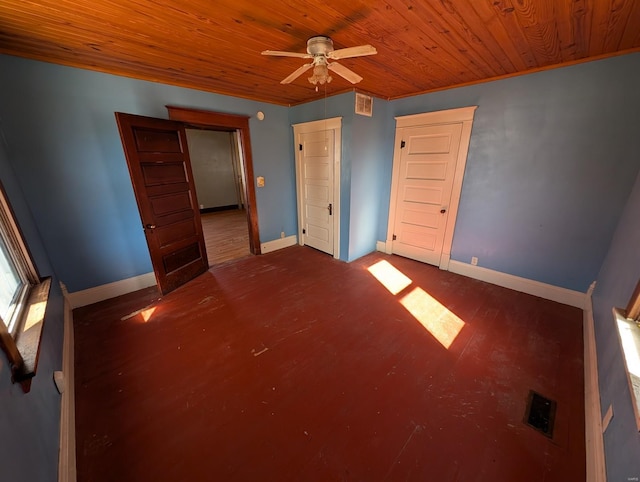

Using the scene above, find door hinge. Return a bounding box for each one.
[400,140,406,149]
[303,228,306,234]
[299,144,303,151]
[392,234,397,241]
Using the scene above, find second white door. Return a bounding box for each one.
[390,122,463,266]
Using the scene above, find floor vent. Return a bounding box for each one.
[524,390,557,438]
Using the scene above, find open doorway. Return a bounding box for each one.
[166,105,261,266]
[185,128,250,265]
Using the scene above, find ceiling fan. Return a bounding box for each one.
[262,35,377,87]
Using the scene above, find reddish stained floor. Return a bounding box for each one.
[73,246,585,481]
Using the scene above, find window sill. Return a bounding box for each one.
[7,277,51,393]
[613,307,640,431]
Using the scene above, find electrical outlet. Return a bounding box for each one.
[280,231,285,239]
[471,256,478,266]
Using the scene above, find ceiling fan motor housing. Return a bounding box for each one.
[307,36,334,56]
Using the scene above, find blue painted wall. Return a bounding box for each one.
[348,97,393,260]
[0,134,64,481]
[592,168,640,480]
[387,53,640,293]
[0,55,295,292]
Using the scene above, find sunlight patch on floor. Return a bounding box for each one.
[140,307,156,322]
[368,259,465,349]
[400,287,465,348]
[367,259,412,295]
[120,304,157,323]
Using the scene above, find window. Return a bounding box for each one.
[0,181,50,392]
[626,279,640,322]
[614,278,640,431]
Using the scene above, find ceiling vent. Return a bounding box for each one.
[355,93,373,117]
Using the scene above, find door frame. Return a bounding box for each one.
[292,117,342,260]
[386,106,477,270]
[166,105,261,254]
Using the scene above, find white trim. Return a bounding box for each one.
[261,235,297,254]
[439,253,451,271]
[58,288,77,482]
[394,106,478,126]
[292,117,341,260]
[440,117,474,268]
[386,106,477,270]
[375,241,386,252]
[448,260,587,308]
[584,282,607,482]
[66,272,157,309]
[292,116,342,131]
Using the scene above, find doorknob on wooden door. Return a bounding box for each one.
[145,223,157,229]
[440,209,447,214]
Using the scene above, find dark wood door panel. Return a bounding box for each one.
[141,162,188,186]
[146,182,190,198]
[133,127,183,152]
[150,192,192,216]
[115,112,208,295]
[155,219,197,247]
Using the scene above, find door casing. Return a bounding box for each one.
[386,106,477,270]
[293,117,342,260]
[167,105,261,255]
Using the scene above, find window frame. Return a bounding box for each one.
[626,279,640,321]
[0,180,50,392]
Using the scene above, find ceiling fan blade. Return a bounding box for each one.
[327,62,363,84]
[281,63,314,84]
[261,50,311,58]
[328,45,377,60]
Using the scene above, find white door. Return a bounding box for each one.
[293,117,341,258]
[299,129,334,254]
[391,123,462,265]
[387,107,477,268]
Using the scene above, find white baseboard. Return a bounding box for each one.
[583,282,607,482]
[448,260,587,308]
[439,253,450,271]
[58,290,76,482]
[65,272,157,309]
[378,240,394,254]
[261,235,297,254]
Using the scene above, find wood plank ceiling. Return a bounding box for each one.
[1,0,639,106]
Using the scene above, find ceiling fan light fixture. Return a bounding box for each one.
[263,35,376,87]
[308,63,332,85]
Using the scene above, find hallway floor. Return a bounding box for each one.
[201,209,250,266]
[73,246,585,481]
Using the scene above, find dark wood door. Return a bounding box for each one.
[115,112,208,295]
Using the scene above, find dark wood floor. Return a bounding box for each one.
[201,209,250,266]
[73,246,585,482]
